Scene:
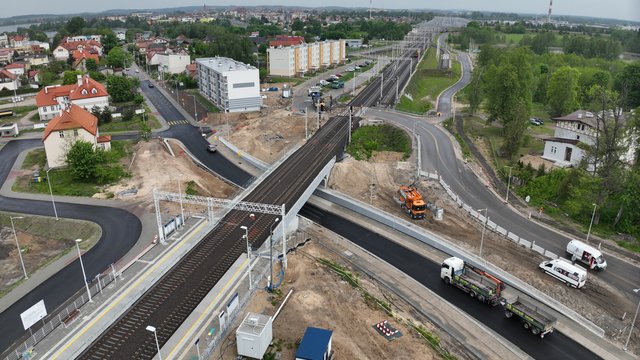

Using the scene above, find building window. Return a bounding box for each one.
[577,135,580,140]
[73,129,79,137]
[59,131,64,138]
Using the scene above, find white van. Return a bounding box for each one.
[539,258,587,288]
[566,239,607,270]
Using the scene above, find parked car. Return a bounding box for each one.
[346,67,355,72]
[529,117,542,126]
[319,80,329,86]
[326,77,336,83]
[207,144,217,153]
[334,73,342,78]
[148,83,155,88]
[354,66,361,70]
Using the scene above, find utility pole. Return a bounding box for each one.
[395,75,399,103]
[380,72,384,101]
[305,106,308,139]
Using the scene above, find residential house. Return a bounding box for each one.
[0,33,7,47]
[71,49,100,71]
[4,62,25,77]
[0,48,12,64]
[157,51,191,74]
[27,53,50,67]
[35,74,109,121]
[542,109,637,170]
[0,69,18,91]
[64,35,102,43]
[185,63,197,78]
[9,35,27,48]
[42,104,111,168]
[53,41,103,61]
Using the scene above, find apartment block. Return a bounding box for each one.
[268,40,345,77]
[196,57,261,113]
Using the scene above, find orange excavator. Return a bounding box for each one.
[397,185,427,219]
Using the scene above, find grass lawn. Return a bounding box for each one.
[347,124,411,160]
[13,140,134,197]
[189,91,220,113]
[99,111,161,133]
[502,33,525,44]
[21,148,46,169]
[264,76,307,86]
[397,48,462,114]
[0,211,101,298]
[0,105,38,125]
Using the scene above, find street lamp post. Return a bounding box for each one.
[177,174,185,227]
[10,216,27,279]
[504,165,514,203]
[268,217,280,292]
[188,94,198,122]
[478,209,489,258]
[75,239,92,302]
[146,325,162,360]
[623,288,640,351]
[240,224,252,290]
[586,203,597,243]
[45,168,59,220]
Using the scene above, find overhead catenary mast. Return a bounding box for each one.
[547,0,553,23]
[369,0,372,20]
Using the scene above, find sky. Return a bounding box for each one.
[5,0,640,22]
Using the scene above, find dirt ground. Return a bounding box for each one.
[0,215,100,293]
[217,241,447,360]
[326,152,640,352]
[103,140,237,212]
[203,85,312,164]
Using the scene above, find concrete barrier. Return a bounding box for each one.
[519,238,531,248]
[507,232,519,243]
[496,226,507,236]
[545,250,559,259]
[217,137,269,170]
[532,244,545,255]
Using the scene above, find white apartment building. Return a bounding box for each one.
[267,40,346,77]
[196,57,261,113]
[157,52,191,74]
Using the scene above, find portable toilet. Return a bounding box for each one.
[295,327,333,360]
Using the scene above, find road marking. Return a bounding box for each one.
[50,221,208,359]
[167,258,248,359]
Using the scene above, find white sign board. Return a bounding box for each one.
[135,109,146,115]
[20,300,47,330]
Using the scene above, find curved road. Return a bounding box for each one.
[372,44,639,297]
[0,139,142,352]
[300,203,600,360]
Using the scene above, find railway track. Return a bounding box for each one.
[79,38,426,359]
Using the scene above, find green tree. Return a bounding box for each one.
[547,66,580,117]
[106,75,135,102]
[85,58,98,72]
[62,70,82,85]
[614,62,640,109]
[106,47,131,69]
[291,19,304,32]
[66,140,103,181]
[65,17,86,35]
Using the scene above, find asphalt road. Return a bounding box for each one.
[138,79,254,188]
[300,203,601,360]
[436,34,472,116]
[0,139,142,352]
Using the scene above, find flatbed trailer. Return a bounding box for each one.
[503,295,557,338]
[441,257,504,305]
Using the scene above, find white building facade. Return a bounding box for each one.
[157,53,191,74]
[267,39,346,77]
[196,57,261,113]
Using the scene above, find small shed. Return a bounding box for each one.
[236,312,273,359]
[295,327,333,360]
[0,122,18,137]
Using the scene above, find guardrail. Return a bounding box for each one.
[314,187,605,338]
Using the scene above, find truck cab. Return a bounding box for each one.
[440,257,464,282]
[397,186,426,219]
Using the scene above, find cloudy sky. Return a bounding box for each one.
[5,0,640,22]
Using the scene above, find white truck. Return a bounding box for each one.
[566,239,607,270]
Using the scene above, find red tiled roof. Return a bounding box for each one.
[0,69,17,80]
[59,40,102,51]
[42,105,98,141]
[68,75,108,101]
[4,63,24,69]
[72,50,100,63]
[35,75,108,107]
[97,135,111,143]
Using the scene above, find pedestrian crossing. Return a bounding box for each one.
[168,120,189,126]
